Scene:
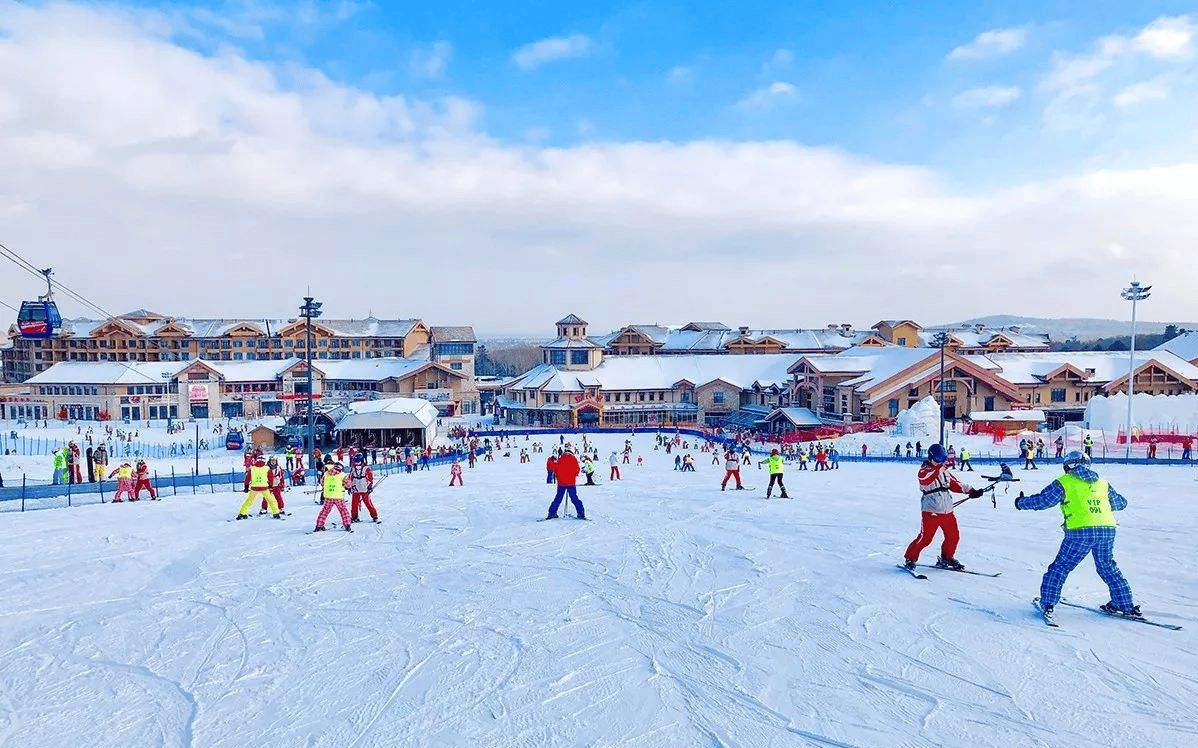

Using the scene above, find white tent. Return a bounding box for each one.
[332,397,439,448]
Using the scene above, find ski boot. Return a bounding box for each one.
[1100,602,1142,618]
[272,513,286,520]
[902,559,917,572]
[343,524,354,532]
[780,492,790,499]
[313,526,326,532]
[351,517,361,523]
[235,514,249,520]
[258,509,269,516]
[935,556,965,571]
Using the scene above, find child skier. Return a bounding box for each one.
[315,463,353,532]
[609,451,621,480]
[449,459,463,486]
[348,455,379,523]
[1016,451,1138,618]
[759,448,789,499]
[902,444,984,571]
[545,454,557,484]
[236,454,282,520]
[720,451,743,490]
[108,462,135,503]
[262,456,286,514]
[133,459,157,500]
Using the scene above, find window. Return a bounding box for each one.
[897,337,907,346]
[433,343,474,357]
[888,398,900,417]
[908,387,919,397]
[713,391,726,405]
[451,362,462,370]
[549,350,566,366]
[570,350,589,365]
[1051,388,1067,403]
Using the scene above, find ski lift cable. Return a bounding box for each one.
[0,240,123,321]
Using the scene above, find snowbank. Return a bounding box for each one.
[1086,393,1198,434]
[893,395,938,437]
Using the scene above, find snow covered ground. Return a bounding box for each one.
[1,433,1195,748]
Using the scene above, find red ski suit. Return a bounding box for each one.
[904,462,973,563]
[349,465,377,521]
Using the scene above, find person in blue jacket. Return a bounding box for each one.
[1015,450,1138,618]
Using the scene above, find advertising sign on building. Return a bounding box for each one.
[189,384,209,402]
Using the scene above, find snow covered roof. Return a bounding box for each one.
[1155,332,1198,364]
[542,336,602,349]
[26,361,188,385]
[763,407,823,427]
[508,354,799,393]
[331,397,439,431]
[971,351,1198,385]
[919,326,1050,350]
[52,316,423,339]
[312,357,450,381]
[795,346,934,379]
[968,410,1046,422]
[429,326,476,343]
[186,358,305,383]
[556,314,588,325]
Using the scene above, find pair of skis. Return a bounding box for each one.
[1034,598,1181,630]
[897,564,1001,580]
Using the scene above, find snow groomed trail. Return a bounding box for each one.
[0,434,1195,748]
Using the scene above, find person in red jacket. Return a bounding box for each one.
[133,459,157,500]
[902,444,983,571]
[348,454,379,523]
[545,454,557,484]
[546,447,585,520]
[261,456,287,514]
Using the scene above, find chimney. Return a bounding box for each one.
[738,326,749,336]
[975,323,985,333]
[827,323,838,330]
[840,323,852,335]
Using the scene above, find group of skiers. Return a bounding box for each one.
[900,442,1141,620]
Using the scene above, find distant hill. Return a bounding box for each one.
[943,315,1198,343]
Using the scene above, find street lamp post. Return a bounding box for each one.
[932,331,950,445]
[299,296,323,466]
[1121,280,1151,459]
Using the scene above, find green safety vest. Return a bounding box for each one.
[767,455,783,474]
[117,465,132,479]
[53,450,67,469]
[1057,473,1116,530]
[323,472,346,500]
[961,450,970,459]
[248,465,269,489]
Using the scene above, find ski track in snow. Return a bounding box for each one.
[0,434,1196,747]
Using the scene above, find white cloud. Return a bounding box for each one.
[952,85,1022,109]
[666,65,693,85]
[763,48,793,74]
[409,40,452,79]
[948,27,1028,61]
[735,81,797,109]
[512,33,593,71]
[2,3,1198,329]
[1112,78,1170,108]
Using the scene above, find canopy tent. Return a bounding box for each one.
[331,397,439,448]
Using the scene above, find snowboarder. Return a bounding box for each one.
[236,454,282,519]
[1015,451,1138,618]
[133,459,157,500]
[348,455,379,522]
[720,451,743,490]
[108,462,135,502]
[93,444,108,483]
[546,447,585,520]
[759,448,789,499]
[449,459,463,486]
[902,444,984,572]
[314,463,353,531]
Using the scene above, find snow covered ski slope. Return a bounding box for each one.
[0,433,1194,747]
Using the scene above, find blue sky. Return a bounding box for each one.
[2,1,1198,331]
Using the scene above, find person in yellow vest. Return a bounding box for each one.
[314,462,354,532]
[235,455,282,520]
[958,447,973,471]
[1082,434,1093,458]
[758,448,789,499]
[1015,450,1137,619]
[108,462,135,503]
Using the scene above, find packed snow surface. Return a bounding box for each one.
[1,433,1195,748]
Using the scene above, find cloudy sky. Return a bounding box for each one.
[1,1,1196,335]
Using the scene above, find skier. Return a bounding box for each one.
[545,454,557,484]
[829,446,839,469]
[901,444,984,572]
[720,451,743,490]
[93,444,108,483]
[797,448,809,471]
[893,444,901,458]
[759,448,789,499]
[609,451,621,480]
[1054,436,1064,459]
[1023,442,1038,470]
[348,455,379,523]
[1183,436,1193,461]
[52,445,68,485]
[681,453,696,472]
[236,453,282,520]
[815,448,828,471]
[449,459,463,486]
[133,459,157,500]
[581,456,597,485]
[1082,434,1093,458]
[545,447,585,520]
[314,462,353,532]
[1016,451,1138,618]
[959,448,973,471]
[906,442,913,458]
[108,462,135,502]
[262,456,286,515]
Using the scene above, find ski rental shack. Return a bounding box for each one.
[331,397,439,449]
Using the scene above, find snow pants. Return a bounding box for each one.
[904,512,959,563]
[1039,527,1133,610]
[610,466,620,480]
[262,488,285,511]
[449,474,462,486]
[547,485,585,519]
[240,489,278,516]
[351,492,378,521]
[721,469,742,489]
[134,478,156,499]
[316,499,352,529]
[112,478,134,502]
[766,473,786,497]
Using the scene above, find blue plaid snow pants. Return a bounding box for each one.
[1039,527,1134,610]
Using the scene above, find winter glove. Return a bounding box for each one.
[968,488,985,499]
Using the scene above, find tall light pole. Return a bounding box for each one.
[1121,280,1151,458]
[932,331,949,445]
[299,296,322,464]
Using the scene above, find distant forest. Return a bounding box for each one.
[1052,325,1190,352]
